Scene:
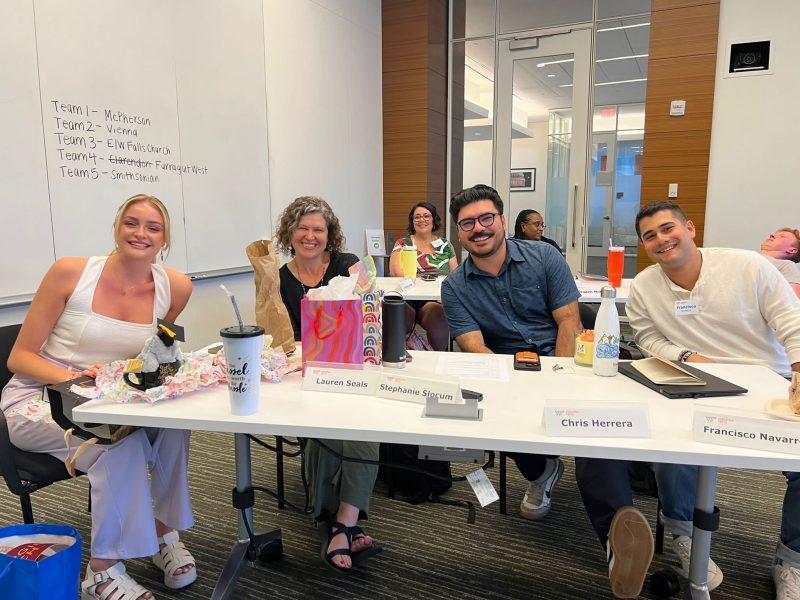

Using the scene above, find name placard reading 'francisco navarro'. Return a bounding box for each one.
[693,410,800,456]
[544,402,650,438]
[302,366,380,396]
[376,373,462,406]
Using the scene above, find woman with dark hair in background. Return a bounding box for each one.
[389,201,457,351]
[513,209,562,253]
[275,195,381,573]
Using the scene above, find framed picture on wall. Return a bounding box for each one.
[510,168,535,192]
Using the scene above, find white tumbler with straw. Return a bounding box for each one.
[220,325,264,415]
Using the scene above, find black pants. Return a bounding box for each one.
[506,452,557,481]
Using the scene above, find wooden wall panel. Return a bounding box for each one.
[637,0,719,271]
[383,0,448,248]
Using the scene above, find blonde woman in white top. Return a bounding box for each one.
[2,195,194,600]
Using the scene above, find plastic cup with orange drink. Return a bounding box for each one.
[607,245,624,288]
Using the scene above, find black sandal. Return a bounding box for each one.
[349,525,382,564]
[320,521,353,574]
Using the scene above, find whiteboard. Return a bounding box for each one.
[0,0,271,303]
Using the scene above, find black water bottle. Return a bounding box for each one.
[382,292,406,368]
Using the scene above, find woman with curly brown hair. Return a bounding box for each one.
[275,196,381,573]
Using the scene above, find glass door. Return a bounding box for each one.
[587,131,617,260]
[495,27,592,274]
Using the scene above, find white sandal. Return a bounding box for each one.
[151,530,197,589]
[81,561,153,600]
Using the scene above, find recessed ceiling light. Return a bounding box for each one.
[547,74,555,78]
[536,58,574,68]
[597,22,650,32]
[596,53,649,63]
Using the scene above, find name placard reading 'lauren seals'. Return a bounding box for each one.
[302,366,380,396]
[544,402,650,438]
[693,410,800,456]
[376,373,461,406]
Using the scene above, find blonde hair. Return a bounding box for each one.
[112,194,171,259]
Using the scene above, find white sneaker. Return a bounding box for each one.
[672,535,723,591]
[519,458,564,520]
[774,561,800,600]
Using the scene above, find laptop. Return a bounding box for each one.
[619,361,748,399]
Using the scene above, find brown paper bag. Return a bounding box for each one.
[245,240,296,354]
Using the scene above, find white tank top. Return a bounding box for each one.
[41,256,172,369]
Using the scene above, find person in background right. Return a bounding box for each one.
[577,200,800,599]
[760,227,800,297]
[512,209,562,253]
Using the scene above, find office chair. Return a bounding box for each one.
[0,323,86,524]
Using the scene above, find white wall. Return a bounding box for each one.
[704,0,800,250]
[0,0,384,352]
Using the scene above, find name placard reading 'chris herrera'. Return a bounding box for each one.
[543,402,650,438]
[693,409,800,456]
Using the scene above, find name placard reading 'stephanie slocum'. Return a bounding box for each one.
[544,404,650,438]
[693,410,800,456]
[302,367,379,395]
[376,373,462,405]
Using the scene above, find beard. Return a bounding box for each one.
[464,230,505,259]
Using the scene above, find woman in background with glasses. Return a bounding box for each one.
[388,202,457,351]
[512,209,562,253]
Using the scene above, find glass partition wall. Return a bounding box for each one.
[449,0,650,277]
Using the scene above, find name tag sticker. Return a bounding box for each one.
[303,366,379,395]
[466,468,499,507]
[675,300,700,316]
[544,401,650,438]
[693,409,800,456]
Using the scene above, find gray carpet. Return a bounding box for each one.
[0,432,787,599]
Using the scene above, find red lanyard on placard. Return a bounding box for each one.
[313,305,344,340]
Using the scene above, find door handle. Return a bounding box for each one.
[571,184,578,248]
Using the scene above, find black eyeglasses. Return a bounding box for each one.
[413,214,433,221]
[457,212,500,232]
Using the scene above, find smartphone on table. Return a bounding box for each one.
[514,351,541,371]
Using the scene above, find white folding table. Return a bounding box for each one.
[74,353,799,599]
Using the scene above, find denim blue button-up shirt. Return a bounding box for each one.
[441,239,579,356]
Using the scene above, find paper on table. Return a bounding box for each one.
[435,354,510,382]
[631,354,705,385]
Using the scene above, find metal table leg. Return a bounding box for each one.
[687,465,717,600]
[211,433,282,600]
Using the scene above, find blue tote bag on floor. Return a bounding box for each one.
[0,523,82,600]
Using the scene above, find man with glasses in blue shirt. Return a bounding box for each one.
[441,183,582,521]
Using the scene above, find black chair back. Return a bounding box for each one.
[0,322,83,523]
[0,323,22,390]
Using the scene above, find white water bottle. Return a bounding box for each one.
[593,286,620,377]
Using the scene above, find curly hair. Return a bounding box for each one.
[406,201,442,235]
[274,196,346,256]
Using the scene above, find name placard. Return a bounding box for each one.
[302,366,379,395]
[544,402,650,438]
[693,410,800,456]
[376,373,461,405]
